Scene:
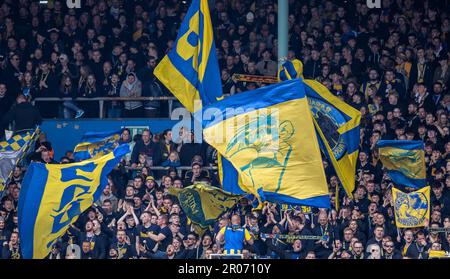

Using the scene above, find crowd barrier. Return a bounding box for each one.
[125,166,218,178]
[32,96,178,118]
[33,94,232,119]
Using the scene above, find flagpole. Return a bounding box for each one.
[278,0,289,68]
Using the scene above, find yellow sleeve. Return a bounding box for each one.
[219,227,226,235]
[244,229,252,241]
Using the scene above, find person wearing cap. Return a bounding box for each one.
[142,176,158,204]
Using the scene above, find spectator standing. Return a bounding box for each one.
[120,72,143,118]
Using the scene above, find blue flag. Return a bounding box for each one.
[18,144,129,259]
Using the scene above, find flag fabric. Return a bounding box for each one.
[217,154,245,194]
[152,0,240,199]
[201,78,330,208]
[73,130,121,161]
[168,183,242,233]
[154,0,223,113]
[0,129,40,196]
[277,60,361,198]
[376,140,426,189]
[0,131,34,152]
[18,144,129,259]
[303,80,361,197]
[277,59,304,81]
[392,186,430,228]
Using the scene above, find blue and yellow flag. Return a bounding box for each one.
[73,130,121,161]
[168,183,242,233]
[278,60,361,198]
[201,79,330,208]
[392,186,430,228]
[154,0,223,113]
[277,59,304,81]
[303,80,361,197]
[0,129,40,196]
[18,144,129,259]
[152,0,239,197]
[376,140,426,189]
[0,131,34,152]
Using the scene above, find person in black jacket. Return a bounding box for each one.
[35,60,58,118]
[0,217,11,246]
[303,49,322,79]
[157,129,177,165]
[79,74,101,118]
[130,129,160,167]
[382,240,402,259]
[0,83,14,121]
[1,94,42,133]
[1,232,22,259]
[312,211,338,258]
[271,239,307,259]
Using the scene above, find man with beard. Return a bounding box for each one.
[110,230,135,259]
[361,68,381,98]
[1,231,21,259]
[351,241,366,259]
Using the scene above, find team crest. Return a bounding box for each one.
[394,188,430,228]
[308,97,347,160]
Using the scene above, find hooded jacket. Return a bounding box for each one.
[120,73,143,110]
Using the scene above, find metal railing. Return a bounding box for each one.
[125,166,218,178]
[32,96,178,118]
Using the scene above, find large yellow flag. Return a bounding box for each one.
[201,79,330,207]
[392,186,430,228]
[18,144,130,258]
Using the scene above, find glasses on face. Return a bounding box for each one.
[386,245,394,248]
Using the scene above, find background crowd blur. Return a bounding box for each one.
[1,0,450,259]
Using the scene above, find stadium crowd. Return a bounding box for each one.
[1,0,450,259]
